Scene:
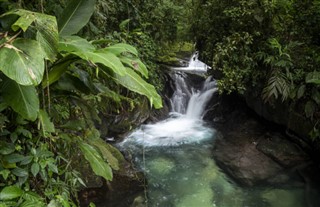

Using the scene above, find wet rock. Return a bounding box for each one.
[256,133,311,168]
[210,95,312,187]
[213,132,285,186]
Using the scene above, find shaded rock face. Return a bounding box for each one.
[79,160,145,207]
[245,89,315,140]
[205,95,316,187]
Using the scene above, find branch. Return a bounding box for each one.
[0,30,22,49]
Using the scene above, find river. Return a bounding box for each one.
[116,53,310,207]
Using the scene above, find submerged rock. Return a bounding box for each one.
[147,157,176,176]
[261,188,305,207]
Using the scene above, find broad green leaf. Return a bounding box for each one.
[38,110,55,137]
[58,0,96,36]
[1,9,36,32]
[0,38,45,86]
[119,56,148,78]
[1,10,58,61]
[88,138,119,170]
[86,51,126,76]
[114,68,162,109]
[12,13,36,32]
[79,143,113,181]
[12,167,28,177]
[4,153,25,163]
[1,78,39,121]
[0,141,15,155]
[20,156,33,165]
[58,36,95,59]
[0,186,23,200]
[31,163,40,177]
[102,43,138,57]
[35,14,59,62]
[42,58,74,88]
[306,71,320,85]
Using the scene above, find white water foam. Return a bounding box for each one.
[172,51,211,72]
[121,72,217,147]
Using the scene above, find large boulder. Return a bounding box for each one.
[208,95,313,187]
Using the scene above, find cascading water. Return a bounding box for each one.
[173,51,211,72]
[121,72,217,147]
[116,53,306,207]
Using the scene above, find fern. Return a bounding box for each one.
[262,69,291,102]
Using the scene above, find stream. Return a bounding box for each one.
[118,53,309,207]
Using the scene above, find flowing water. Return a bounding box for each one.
[119,54,307,207]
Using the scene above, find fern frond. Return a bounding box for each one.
[262,69,291,102]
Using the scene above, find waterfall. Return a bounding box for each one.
[120,53,217,147]
[171,73,217,119]
[173,51,211,72]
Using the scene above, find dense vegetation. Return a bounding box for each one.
[0,0,319,206]
[0,0,196,206]
[191,0,320,138]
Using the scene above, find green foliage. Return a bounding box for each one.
[79,142,113,181]
[1,78,39,121]
[258,38,297,102]
[213,32,255,94]
[58,0,96,36]
[0,38,45,86]
[191,0,320,139]
[0,0,165,206]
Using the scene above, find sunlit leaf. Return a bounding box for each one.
[114,68,162,109]
[0,39,45,86]
[1,9,58,61]
[119,56,148,78]
[0,186,23,200]
[58,36,95,59]
[87,51,127,76]
[102,43,138,57]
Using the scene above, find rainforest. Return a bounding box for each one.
[0,0,319,206]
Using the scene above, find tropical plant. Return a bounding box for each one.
[0,0,162,205]
[257,38,298,102]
